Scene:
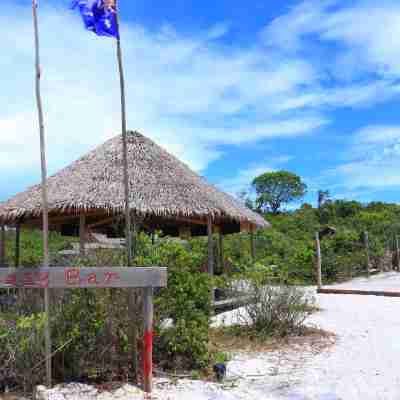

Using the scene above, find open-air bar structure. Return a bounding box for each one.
[0,131,269,272]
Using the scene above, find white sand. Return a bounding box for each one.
[38,273,400,400]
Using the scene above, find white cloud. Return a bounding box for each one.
[218,156,293,196]
[0,1,325,189]
[4,0,400,200]
[356,125,400,145]
[327,125,400,189]
[263,0,400,81]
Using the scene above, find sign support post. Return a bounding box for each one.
[143,287,153,393]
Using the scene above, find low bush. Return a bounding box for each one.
[0,311,47,392]
[240,278,315,337]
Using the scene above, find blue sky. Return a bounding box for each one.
[3,0,400,207]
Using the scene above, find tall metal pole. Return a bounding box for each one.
[32,0,52,387]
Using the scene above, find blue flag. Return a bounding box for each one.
[71,0,119,39]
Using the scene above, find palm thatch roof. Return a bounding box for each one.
[0,131,269,233]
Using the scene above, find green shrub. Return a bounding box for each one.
[0,312,47,391]
[240,278,315,337]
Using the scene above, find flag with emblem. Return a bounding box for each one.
[71,0,119,38]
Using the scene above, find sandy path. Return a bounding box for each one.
[294,272,400,400]
[38,273,400,399]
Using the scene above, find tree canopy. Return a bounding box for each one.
[252,170,307,214]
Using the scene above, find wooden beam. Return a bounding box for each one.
[21,210,112,228]
[317,288,400,297]
[0,225,5,267]
[315,231,322,289]
[79,214,86,257]
[88,216,115,229]
[15,224,20,268]
[175,216,207,226]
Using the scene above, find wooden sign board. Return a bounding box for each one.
[0,267,167,289]
[0,266,166,393]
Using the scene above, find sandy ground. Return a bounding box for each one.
[38,273,400,400]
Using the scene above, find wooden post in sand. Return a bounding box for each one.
[142,287,154,393]
[32,0,52,386]
[315,231,322,289]
[364,231,371,278]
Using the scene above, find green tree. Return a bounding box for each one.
[317,190,330,209]
[252,170,307,214]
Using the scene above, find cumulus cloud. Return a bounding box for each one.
[263,0,400,81]
[218,156,293,196]
[0,1,325,190]
[4,0,400,201]
[327,125,400,189]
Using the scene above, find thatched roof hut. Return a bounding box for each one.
[0,131,268,237]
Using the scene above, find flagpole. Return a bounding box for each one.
[115,11,132,267]
[32,0,52,387]
[114,0,138,382]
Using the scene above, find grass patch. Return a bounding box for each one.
[210,325,336,355]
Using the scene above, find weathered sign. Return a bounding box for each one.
[0,266,167,394]
[0,267,167,289]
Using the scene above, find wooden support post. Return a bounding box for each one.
[15,224,20,268]
[315,232,322,289]
[127,288,138,383]
[129,218,139,382]
[32,0,52,386]
[143,287,154,393]
[364,231,371,278]
[0,225,5,267]
[219,231,224,273]
[207,216,214,276]
[250,227,256,260]
[207,216,214,301]
[79,214,86,257]
[396,236,400,272]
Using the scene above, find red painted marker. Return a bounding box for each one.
[143,288,154,393]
